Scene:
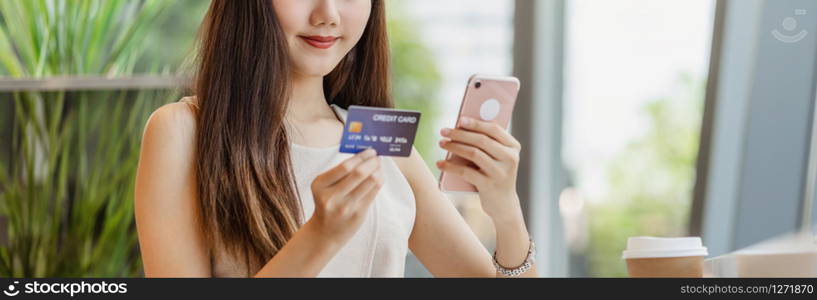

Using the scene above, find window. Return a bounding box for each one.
[561,0,715,277]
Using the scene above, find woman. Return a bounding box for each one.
[135,0,535,277]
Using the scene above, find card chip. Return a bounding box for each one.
[349,121,364,133]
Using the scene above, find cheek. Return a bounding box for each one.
[341,1,372,45]
[272,0,308,40]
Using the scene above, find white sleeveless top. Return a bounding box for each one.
[197,100,417,278]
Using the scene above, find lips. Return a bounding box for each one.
[300,35,339,49]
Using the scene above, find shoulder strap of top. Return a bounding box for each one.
[179,97,200,112]
[329,104,348,124]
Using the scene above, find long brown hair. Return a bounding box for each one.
[193,0,392,275]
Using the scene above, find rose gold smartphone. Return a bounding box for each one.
[439,74,520,193]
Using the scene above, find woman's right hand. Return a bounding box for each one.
[308,148,383,244]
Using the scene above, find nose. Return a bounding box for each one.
[310,0,341,28]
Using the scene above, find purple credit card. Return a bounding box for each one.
[339,106,422,157]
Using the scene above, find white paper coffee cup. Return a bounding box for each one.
[623,237,708,278]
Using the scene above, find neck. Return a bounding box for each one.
[287,71,333,122]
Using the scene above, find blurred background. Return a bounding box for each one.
[1,0,816,278]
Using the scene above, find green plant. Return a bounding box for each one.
[0,0,176,277]
[2,91,171,277]
[0,0,171,77]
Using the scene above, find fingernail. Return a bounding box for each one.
[439,140,447,146]
[460,118,472,127]
[440,128,452,136]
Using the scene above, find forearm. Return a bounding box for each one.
[253,220,342,277]
[492,198,537,278]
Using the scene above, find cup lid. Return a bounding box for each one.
[622,236,708,259]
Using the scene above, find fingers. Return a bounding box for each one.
[457,117,521,149]
[331,155,382,197]
[439,140,501,174]
[357,179,383,208]
[346,172,383,206]
[436,159,486,186]
[440,127,509,160]
[314,148,377,187]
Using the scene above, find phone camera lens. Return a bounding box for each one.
[475,81,482,89]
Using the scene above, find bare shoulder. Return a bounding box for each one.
[146,97,198,133]
[137,98,199,178]
[142,97,198,151]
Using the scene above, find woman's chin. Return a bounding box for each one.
[292,62,342,78]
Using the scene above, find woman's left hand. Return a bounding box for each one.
[436,116,523,222]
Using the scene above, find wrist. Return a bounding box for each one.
[486,194,525,228]
[301,218,345,253]
[492,218,532,272]
[490,199,530,256]
[493,214,529,243]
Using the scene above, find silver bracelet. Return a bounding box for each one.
[493,238,535,277]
